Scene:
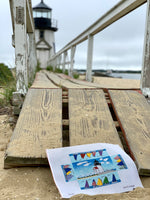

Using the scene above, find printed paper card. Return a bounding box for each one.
[46,143,143,198]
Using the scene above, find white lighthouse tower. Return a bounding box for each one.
[33,0,58,68]
[93,160,104,174]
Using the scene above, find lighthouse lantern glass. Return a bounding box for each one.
[33,11,37,18]
[33,9,51,19]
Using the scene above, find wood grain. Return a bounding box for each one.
[4,89,62,168]
[69,89,122,147]
[93,76,140,89]
[57,73,98,88]
[109,90,150,175]
[31,72,59,89]
[45,71,95,89]
[58,73,140,90]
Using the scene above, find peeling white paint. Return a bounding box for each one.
[141,88,150,97]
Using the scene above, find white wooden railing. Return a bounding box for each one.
[48,0,150,97]
[9,0,37,94]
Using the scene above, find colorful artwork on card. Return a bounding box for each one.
[61,149,127,190]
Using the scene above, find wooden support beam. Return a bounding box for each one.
[106,99,111,104]
[62,91,68,96]
[86,35,94,82]
[63,99,68,103]
[62,120,69,126]
[114,121,120,128]
[141,0,150,97]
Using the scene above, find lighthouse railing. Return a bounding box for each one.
[51,19,58,29]
[9,0,37,95]
[48,0,150,97]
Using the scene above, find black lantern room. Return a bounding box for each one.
[33,0,58,31]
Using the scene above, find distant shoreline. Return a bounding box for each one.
[76,69,141,74]
[77,69,141,79]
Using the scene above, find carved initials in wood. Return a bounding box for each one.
[16,7,24,25]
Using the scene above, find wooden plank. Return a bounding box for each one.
[93,76,140,90]
[69,89,122,147]
[45,71,95,89]
[31,72,59,89]
[58,73,140,90]
[58,73,99,88]
[4,89,62,168]
[109,90,150,176]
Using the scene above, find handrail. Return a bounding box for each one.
[48,0,150,97]
[52,0,146,57]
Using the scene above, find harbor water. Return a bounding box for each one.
[111,73,141,80]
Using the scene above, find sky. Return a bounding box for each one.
[0,0,147,70]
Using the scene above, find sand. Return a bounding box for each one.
[0,112,150,200]
[79,75,140,89]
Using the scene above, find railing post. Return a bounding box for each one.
[28,33,37,83]
[63,51,67,73]
[14,0,28,94]
[56,56,59,69]
[86,34,94,82]
[69,46,76,77]
[58,55,62,69]
[141,0,150,97]
[53,57,57,71]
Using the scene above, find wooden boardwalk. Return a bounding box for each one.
[4,71,150,177]
[69,89,122,147]
[5,73,62,168]
[109,90,150,176]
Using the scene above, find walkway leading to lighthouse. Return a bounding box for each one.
[4,71,150,176]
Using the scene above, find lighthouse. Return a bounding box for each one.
[33,0,58,68]
[93,160,104,174]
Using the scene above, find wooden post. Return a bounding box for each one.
[69,46,76,77]
[53,57,57,71]
[141,0,150,97]
[58,55,62,69]
[56,56,59,69]
[14,0,28,94]
[63,51,67,73]
[28,33,37,83]
[86,35,94,82]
